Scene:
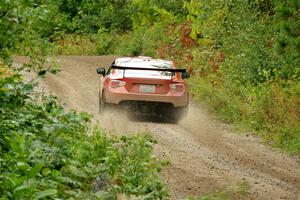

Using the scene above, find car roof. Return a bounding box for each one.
[114,56,174,68]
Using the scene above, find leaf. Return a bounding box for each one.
[54,137,65,146]
[15,184,30,192]
[17,162,30,171]
[28,162,43,178]
[42,168,51,176]
[1,175,16,187]
[38,189,57,199]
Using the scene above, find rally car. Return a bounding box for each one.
[96,56,190,122]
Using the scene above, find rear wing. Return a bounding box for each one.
[109,65,190,79]
[111,65,186,72]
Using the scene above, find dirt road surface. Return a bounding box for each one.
[15,56,300,200]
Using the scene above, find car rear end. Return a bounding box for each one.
[104,75,188,107]
[99,57,189,121]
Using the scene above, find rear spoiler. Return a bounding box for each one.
[111,65,186,72]
[109,65,190,79]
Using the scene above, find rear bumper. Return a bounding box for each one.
[103,87,188,107]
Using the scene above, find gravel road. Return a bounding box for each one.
[15,56,300,200]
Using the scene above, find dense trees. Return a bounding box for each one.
[185,0,299,82]
[2,0,298,80]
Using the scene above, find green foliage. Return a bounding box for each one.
[183,0,300,153]
[114,23,169,57]
[275,0,300,79]
[189,74,300,153]
[185,0,299,82]
[0,1,28,63]
[71,0,133,33]
[0,65,167,199]
[0,0,187,59]
[95,29,114,55]
[0,1,67,64]
[52,34,97,55]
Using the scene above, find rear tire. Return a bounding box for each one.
[98,92,106,114]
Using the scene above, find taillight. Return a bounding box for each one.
[110,80,126,88]
[170,83,184,92]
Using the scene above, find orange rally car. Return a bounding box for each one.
[96,56,190,121]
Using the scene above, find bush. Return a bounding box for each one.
[189,76,300,153]
[95,29,114,55]
[52,34,97,55]
[114,23,170,57]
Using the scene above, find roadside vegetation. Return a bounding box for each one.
[184,0,300,154]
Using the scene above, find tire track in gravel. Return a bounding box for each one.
[15,56,300,200]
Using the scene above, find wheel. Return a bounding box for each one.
[98,91,106,114]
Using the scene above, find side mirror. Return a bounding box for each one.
[182,71,190,79]
[96,67,106,76]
